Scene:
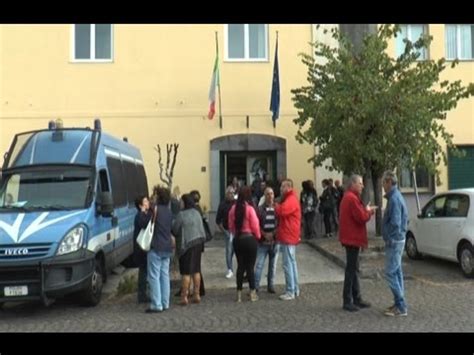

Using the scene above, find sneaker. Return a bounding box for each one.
[384,307,408,317]
[225,270,233,279]
[354,300,371,308]
[267,286,276,294]
[384,304,397,313]
[295,290,300,298]
[279,293,295,301]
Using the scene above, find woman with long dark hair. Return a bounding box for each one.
[228,186,261,302]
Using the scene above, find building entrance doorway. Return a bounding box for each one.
[220,151,276,201]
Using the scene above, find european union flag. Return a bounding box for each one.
[270,37,280,122]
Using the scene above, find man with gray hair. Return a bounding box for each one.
[381,170,409,317]
[339,174,376,312]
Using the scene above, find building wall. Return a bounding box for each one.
[0,24,315,212]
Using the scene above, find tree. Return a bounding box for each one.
[292,24,474,236]
[154,143,179,190]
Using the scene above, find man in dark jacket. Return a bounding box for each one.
[133,196,153,303]
[216,186,236,279]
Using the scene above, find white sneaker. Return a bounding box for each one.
[279,293,295,301]
[225,270,233,279]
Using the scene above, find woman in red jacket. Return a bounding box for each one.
[338,174,376,312]
[275,179,301,301]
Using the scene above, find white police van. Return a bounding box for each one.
[0,119,148,306]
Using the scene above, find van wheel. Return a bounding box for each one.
[459,243,474,278]
[80,257,104,306]
[405,233,422,260]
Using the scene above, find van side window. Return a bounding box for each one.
[122,160,138,205]
[106,157,127,207]
[98,169,110,192]
[136,164,148,197]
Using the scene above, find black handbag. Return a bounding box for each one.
[202,217,213,242]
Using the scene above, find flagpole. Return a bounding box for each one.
[215,31,223,129]
[273,31,278,129]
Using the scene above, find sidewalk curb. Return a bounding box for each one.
[305,241,346,270]
[305,240,414,280]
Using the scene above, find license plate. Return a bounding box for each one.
[4,286,28,296]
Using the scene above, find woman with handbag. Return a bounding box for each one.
[146,187,174,313]
[172,193,206,306]
[133,195,153,304]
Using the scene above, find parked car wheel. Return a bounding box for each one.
[80,257,104,306]
[459,243,474,278]
[405,233,422,260]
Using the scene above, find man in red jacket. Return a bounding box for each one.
[275,179,301,301]
[339,174,376,312]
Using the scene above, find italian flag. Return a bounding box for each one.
[208,52,220,120]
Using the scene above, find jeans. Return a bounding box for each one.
[224,230,235,271]
[279,244,299,296]
[254,243,279,290]
[147,249,172,311]
[343,245,362,306]
[385,241,407,312]
[137,264,148,302]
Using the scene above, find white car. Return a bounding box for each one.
[406,188,474,278]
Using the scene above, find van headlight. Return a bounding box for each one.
[57,226,85,255]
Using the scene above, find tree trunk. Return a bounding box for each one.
[361,171,371,205]
[372,172,383,237]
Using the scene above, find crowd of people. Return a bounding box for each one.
[133,170,409,317]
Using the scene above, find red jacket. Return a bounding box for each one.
[338,189,371,248]
[275,189,301,245]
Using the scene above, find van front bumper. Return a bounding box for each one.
[0,249,96,304]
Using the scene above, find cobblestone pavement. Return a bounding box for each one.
[1,276,472,332]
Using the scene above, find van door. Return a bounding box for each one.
[95,168,117,272]
[105,155,134,266]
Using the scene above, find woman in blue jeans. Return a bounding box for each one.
[146,187,174,313]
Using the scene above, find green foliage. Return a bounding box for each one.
[292,24,474,181]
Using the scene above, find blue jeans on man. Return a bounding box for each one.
[279,244,299,298]
[224,230,235,272]
[385,241,407,313]
[254,243,279,291]
[147,249,172,311]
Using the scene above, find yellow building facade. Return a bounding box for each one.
[1,24,473,219]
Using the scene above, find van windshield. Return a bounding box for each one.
[0,167,92,211]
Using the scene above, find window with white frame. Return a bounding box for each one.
[396,24,428,60]
[226,24,268,61]
[398,162,432,191]
[445,24,474,60]
[73,24,113,61]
